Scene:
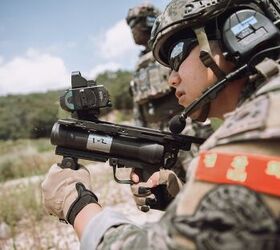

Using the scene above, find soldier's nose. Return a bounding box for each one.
[168,70,181,88]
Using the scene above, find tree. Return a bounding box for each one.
[96,70,133,110]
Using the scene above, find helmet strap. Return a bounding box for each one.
[185,27,225,120]
[194,27,225,80]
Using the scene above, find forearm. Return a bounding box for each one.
[74,203,102,239]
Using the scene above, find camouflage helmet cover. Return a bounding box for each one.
[126,3,161,26]
[150,0,270,67]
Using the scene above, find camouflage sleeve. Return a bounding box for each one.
[95,200,181,250]
[80,208,134,250]
[80,205,173,250]
[81,161,218,250]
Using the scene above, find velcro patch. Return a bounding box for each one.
[218,95,269,139]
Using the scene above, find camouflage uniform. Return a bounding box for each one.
[80,1,280,249]
[81,57,280,250]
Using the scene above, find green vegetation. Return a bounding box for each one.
[0,70,133,141]
[0,139,59,182]
[96,70,133,110]
[0,182,43,227]
[0,91,62,140]
[114,110,133,123]
[0,70,134,182]
[0,139,52,244]
[0,181,46,250]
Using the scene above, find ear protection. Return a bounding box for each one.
[221,9,280,65]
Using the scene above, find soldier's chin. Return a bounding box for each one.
[133,33,150,46]
[190,109,207,122]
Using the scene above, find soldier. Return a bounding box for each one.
[42,0,280,249]
[127,3,213,212]
[126,3,182,129]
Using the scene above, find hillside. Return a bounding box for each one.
[0,70,133,140]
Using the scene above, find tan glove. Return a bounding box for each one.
[130,169,183,211]
[41,164,99,225]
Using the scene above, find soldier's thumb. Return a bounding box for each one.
[146,172,160,188]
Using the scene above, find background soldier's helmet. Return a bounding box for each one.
[126,3,161,31]
[150,0,280,67]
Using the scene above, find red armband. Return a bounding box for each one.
[196,151,280,197]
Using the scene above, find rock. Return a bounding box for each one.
[0,222,11,239]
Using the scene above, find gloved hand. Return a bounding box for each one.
[130,169,183,212]
[41,164,99,225]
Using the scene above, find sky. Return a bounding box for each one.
[0,0,170,96]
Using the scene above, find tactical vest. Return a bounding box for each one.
[131,51,183,126]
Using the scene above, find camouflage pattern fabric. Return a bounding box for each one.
[94,63,280,250]
[96,201,178,250]
[131,50,183,129]
[131,52,171,104]
[126,3,161,26]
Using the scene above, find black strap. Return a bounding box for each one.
[66,183,99,225]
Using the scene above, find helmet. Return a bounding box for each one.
[150,0,280,67]
[126,3,161,30]
[150,0,280,132]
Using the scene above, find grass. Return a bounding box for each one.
[0,137,78,249]
[100,109,133,124]
[0,138,53,155]
[0,139,53,247]
[0,138,59,182]
[114,110,133,123]
[0,153,125,249]
[0,182,43,227]
[0,180,78,250]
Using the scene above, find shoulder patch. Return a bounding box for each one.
[201,95,269,149]
[173,185,279,250]
[201,88,280,150]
